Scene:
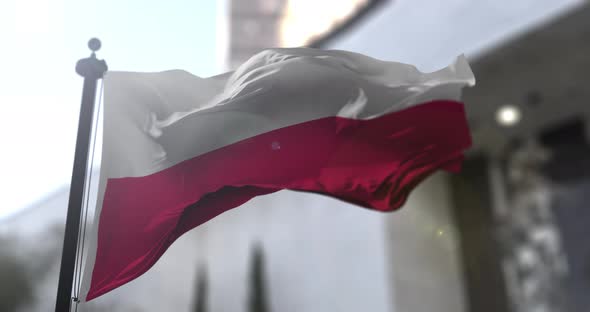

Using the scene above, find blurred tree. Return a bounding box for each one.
[0,242,33,311]
[248,244,269,312]
[193,265,208,312]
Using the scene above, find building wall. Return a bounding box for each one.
[228,0,286,69]
[197,190,393,312]
[321,0,582,70]
[383,173,466,312]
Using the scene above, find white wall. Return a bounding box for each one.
[190,175,463,312]
[383,173,466,312]
[198,190,392,312]
[326,0,583,70]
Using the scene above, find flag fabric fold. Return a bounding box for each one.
[81,48,475,301]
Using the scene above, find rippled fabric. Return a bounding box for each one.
[80,48,475,301]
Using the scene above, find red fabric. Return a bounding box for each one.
[86,100,471,300]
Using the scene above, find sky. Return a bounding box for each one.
[0,0,220,219]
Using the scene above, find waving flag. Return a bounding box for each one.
[80,48,475,301]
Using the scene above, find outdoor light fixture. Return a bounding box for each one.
[496,105,522,127]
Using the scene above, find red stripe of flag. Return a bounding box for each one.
[87,100,471,300]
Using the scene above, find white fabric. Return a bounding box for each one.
[80,48,474,300]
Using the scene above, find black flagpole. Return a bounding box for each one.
[55,38,107,312]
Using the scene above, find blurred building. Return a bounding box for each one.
[226,0,383,68]
[2,1,590,312]
[459,4,590,311]
[227,0,287,69]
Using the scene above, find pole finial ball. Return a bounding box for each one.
[88,38,101,52]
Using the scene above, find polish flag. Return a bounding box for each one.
[81,48,475,301]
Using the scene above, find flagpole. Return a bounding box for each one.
[55,38,108,312]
